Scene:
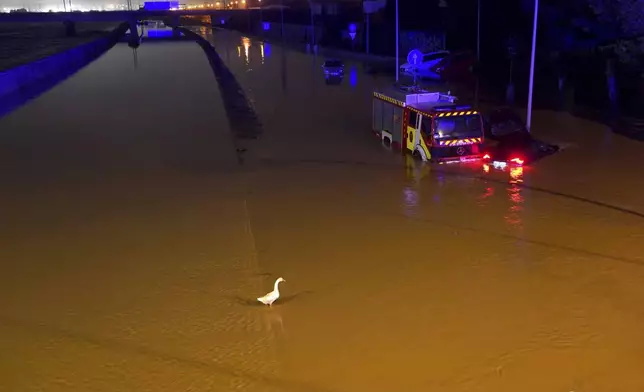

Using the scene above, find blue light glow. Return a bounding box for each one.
[263,42,271,57]
[263,22,270,31]
[143,1,178,10]
[348,23,357,33]
[350,66,357,87]
[147,29,175,38]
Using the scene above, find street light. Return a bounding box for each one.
[526,0,538,132]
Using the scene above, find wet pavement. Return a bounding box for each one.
[1,26,644,392]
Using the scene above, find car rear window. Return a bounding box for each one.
[488,110,526,137]
[325,61,343,67]
[435,115,483,139]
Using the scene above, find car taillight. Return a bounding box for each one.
[510,157,524,165]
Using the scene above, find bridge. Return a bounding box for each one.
[0,9,247,43]
[0,9,247,24]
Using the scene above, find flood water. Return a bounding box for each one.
[1,26,644,392]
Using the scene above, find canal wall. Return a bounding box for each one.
[0,22,129,101]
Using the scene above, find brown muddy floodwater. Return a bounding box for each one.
[1,29,644,392]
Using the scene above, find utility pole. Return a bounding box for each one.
[526,0,538,132]
[395,0,399,82]
[476,0,480,61]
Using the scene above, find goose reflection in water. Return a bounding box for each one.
[263,308,285,337]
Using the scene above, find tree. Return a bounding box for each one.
[583,0,644,66]
[587,0,644,37]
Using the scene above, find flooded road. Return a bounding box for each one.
[1,26,644,392]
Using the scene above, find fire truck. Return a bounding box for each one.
[372,86,484,162]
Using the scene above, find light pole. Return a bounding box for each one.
[366,10,370,54]
[395,0,399,82]
[280,0,284,39]
[309,0,315,48]
[476,0,480,61]
[526,0,538,132]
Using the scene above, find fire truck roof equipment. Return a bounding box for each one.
[374,86,472,113]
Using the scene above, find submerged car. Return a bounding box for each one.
[482,108,559,166]
[322,59,345,76]
[399,50,476,82]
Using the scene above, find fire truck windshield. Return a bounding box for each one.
[434,115,482,139]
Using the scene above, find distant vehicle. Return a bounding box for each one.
[322,59,344,76]
[372,86,484,162]
[481,108,559,166]
[399,50,476,82]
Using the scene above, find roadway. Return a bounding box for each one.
[1,25,644,392]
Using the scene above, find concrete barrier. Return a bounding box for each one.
[0,22,129,100]
[176,26,262,141]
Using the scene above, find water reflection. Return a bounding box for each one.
[509,166,523,183]
[281,49,288,92]
[505,166,524,228]
[477,186,494,206]
[263,42,271,58]
[349,66,358,88]
[237,46,241,58]
[262,308,285,337]
[402,156,431,217]
[132,48,138,70]
[260,43,265,64]
[242,37,251,65]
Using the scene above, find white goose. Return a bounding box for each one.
[257,277,285,306]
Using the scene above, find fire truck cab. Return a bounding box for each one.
[372,86,484,162]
